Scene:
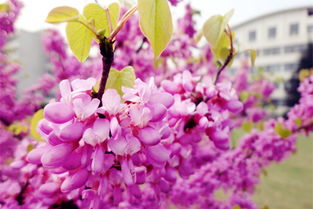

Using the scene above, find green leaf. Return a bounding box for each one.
[294,118,302,127]
[83,2,120,38]
[202,10,234,48]
[46,6,79,23]
[212,32,230,62]
[0,3,10,12]
[275,123,291,139]
[30,109,44,141]
[27,144,35,153]
[239,91,250,102]
[83,3,106,31]
[242,120,253,132]
[66,21,93,62]
[107,2,120,29]
[106,66,136,95]
[203,15,224,48]
[8,122,28,136]
[247,49,257,66]
[137,0,173,58]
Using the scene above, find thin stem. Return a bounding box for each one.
[214,25,234,85]
[108,6,137,41]
[105,8,113,34]
[97,38,114,103]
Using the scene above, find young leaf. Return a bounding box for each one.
[275,123,291,139]
[203,15,224,48]
[83,3,106,31]
[46,6,79,23]
[30,109,44,142]
[8,122,28,136]
[83,3,120,38]
[242,120,253,132]
[66,21,93,62]
[212,32,230,62]
[202,10,234,48]
[0,3,10,12]
[106,66,136,95]
[247,49,257,66]
[108,2,120,29]
[137,0,173,58]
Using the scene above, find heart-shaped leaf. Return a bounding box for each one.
[46,6,79,23]
[138,0,173,58]
[106,66,136,95]
[66,20,93,62]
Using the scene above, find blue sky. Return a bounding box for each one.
[16,0,312,31]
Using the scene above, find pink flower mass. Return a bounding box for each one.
[0,0,312,209]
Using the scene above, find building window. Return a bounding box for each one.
[265,64,282,72]
[263,47,281,56]
[284,63,298,71]
[284,44,307,53]
[289,23,299,36]
[308,25,313,33]
[268,27,276,39]
[248,30,256,41]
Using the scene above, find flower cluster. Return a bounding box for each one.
[0,0,52,126]
[169,76,313,209]
[0,137,83,209]
[0,1,312,208]
[27,77,174,207]
[24,67,244,208]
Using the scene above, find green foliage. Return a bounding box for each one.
[107,3,120,32]
[202,10,234,64]
[83,3,107,31]
[0,3,10,12]
[83,3,120,38]
[247,49,257,66]
[26,144,35,153]
[137,0,173,58]
[275,123,291,139]
[45,6,79,23]
[239,91,250,102]
[294,118,302,127]
[46,3,120,62]
[30,109,44,141]
[106,66,136,96]
[66,21,93,62]
[242,120,253,132]
[7,122,28,136]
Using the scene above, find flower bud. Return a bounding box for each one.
[44,102,74,124]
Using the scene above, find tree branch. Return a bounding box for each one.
[214,25,234,85]
[97,38,114,103]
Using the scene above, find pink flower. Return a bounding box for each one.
[83,118,110,146]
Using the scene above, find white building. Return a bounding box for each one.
[6,30,49,95]
[232,6,313,111]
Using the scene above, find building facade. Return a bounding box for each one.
[7,30,49,95]
[232,6,313,112]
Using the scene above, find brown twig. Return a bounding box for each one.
[97,38,114,103]
[108,6,137,41]
[214,25,234,85]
